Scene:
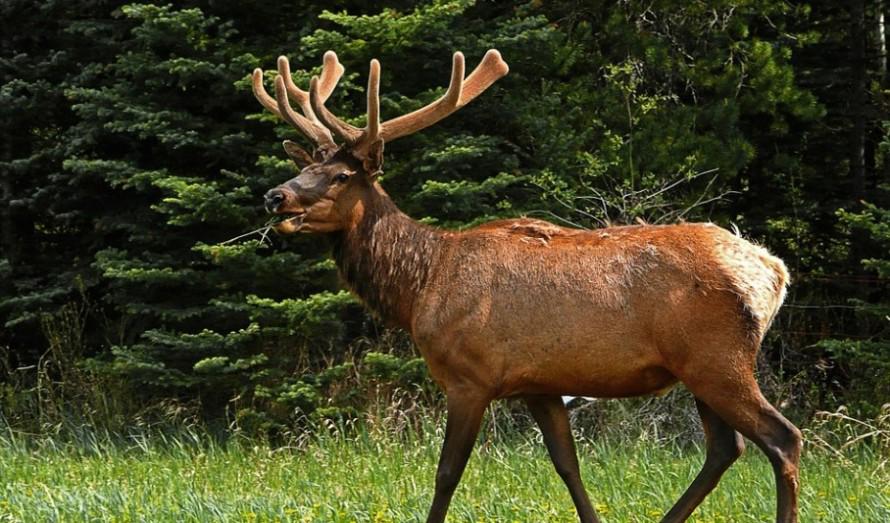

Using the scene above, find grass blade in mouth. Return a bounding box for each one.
[218,218,277,246]
[217,214,304,246]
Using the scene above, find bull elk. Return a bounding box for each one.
[251,49,801,523]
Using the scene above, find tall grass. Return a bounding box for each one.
[3,315,889,523]
[1,411,888,523]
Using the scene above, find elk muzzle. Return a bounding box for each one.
[264,188,291,213]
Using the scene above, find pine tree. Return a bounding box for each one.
[0,0,127,361]
[57,4,353,421]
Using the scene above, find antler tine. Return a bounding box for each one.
[272,76,335,148]
[310,75,363,144]
[366,59,381,143]
[275,55,340,147]
[276,56,310,114]
[252,68,283,119]
[254,53,350,149]
[378,50,508,142]
[319,51,345,100]
[254,62,336,149]
[457,50,509,107]
[277,53,344,119]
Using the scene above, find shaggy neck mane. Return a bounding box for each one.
[332,190,442,329]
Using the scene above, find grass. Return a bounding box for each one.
[0,425,887,523]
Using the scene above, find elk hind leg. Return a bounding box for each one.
[682,370,801,523]
[526,395,600,523]
[660,399,745,523]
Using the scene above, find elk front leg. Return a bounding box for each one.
[526,396,600,523]
[426,390,490,523]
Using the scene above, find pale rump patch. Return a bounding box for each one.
[710,230,789,338]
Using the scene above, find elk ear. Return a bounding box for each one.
[362,139,384,179]
[282,140,315,169]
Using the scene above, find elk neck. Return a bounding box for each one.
[331,184,443,330]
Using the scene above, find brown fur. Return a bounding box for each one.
[333,193,442,327]
[267,177,801,523]
[309,183,800,523]
[255,48,801,523]
[329,188,788,401]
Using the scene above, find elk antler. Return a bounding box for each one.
[252,51,345,150]
[309,50,509,151]
[378,50,509,142]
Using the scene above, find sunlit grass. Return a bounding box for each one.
[1,427,887,522]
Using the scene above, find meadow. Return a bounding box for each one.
[1,422,887,523]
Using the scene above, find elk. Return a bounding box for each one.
[251,49,801,523]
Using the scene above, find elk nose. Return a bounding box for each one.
[264,189,287,213]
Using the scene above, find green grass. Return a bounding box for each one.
[0,428,887,522]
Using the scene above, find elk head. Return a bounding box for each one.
[252,50,509,233]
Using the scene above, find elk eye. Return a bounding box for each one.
[334,172,350,183]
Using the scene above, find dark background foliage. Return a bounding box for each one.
[1,0,888,435]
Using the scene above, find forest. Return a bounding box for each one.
[3,1,890,521]
[1,0,889,438]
